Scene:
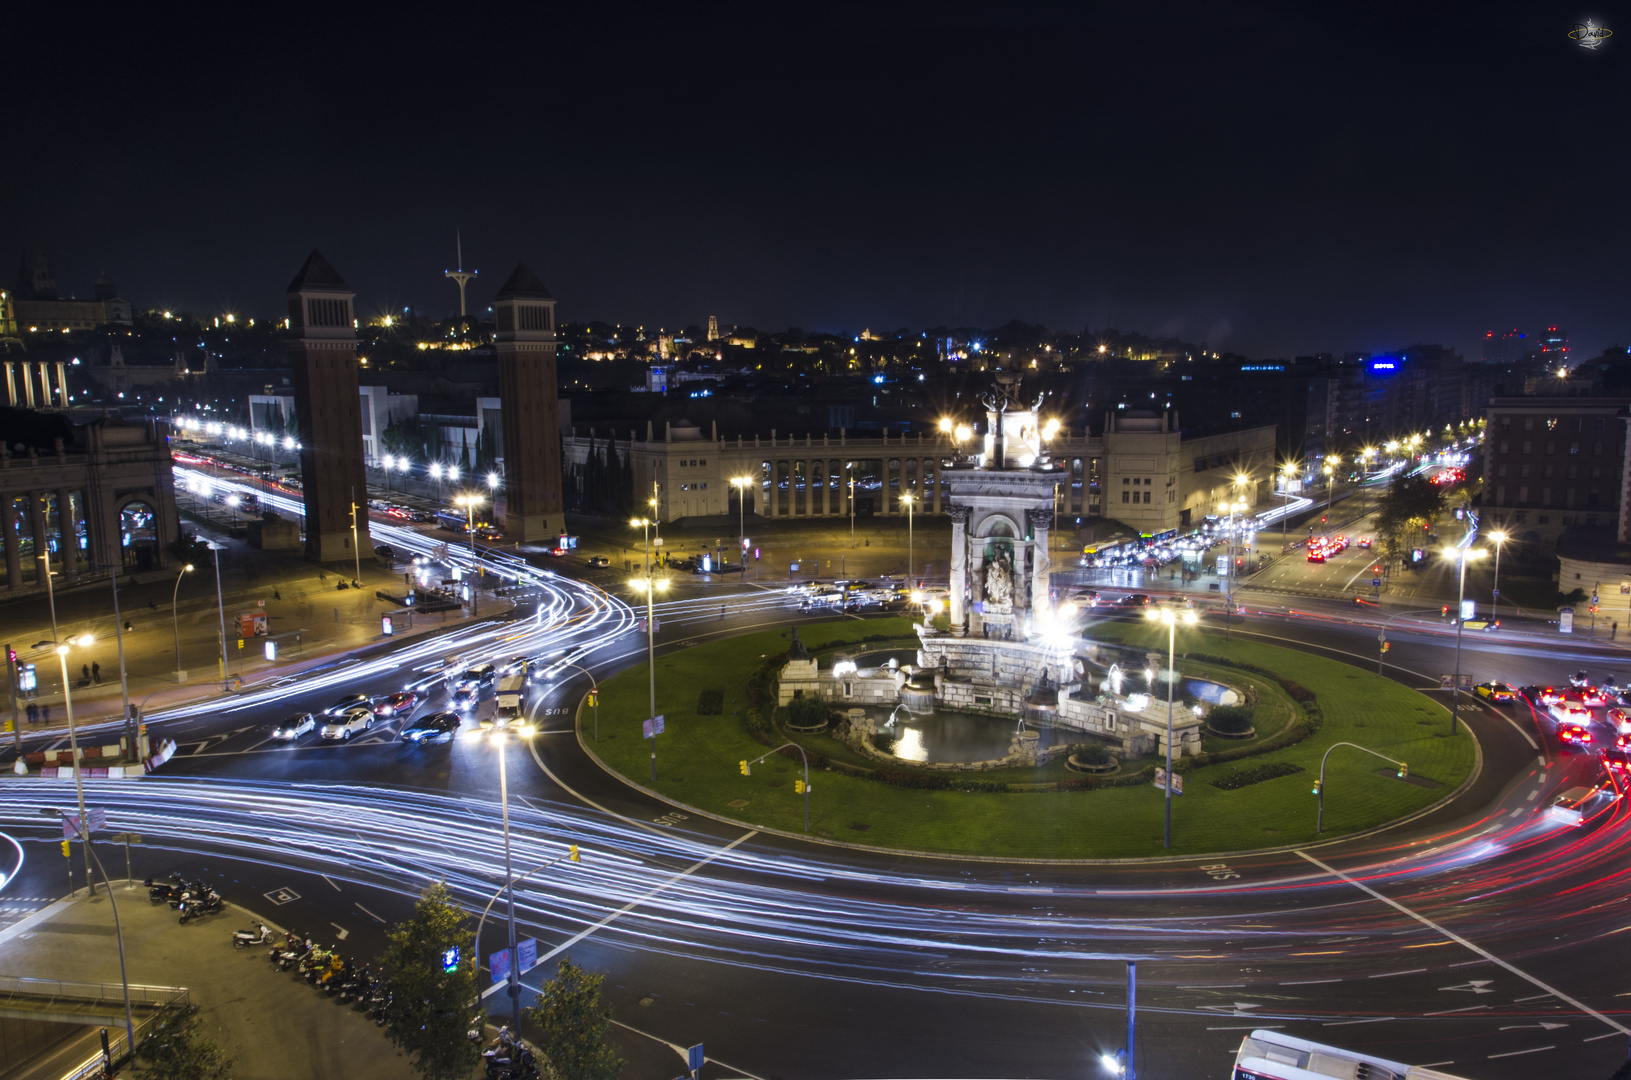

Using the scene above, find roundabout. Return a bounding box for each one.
[577,615,1477,860]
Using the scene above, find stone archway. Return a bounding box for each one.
[119,499,159,571]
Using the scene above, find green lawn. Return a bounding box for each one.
[581,618,1476,858]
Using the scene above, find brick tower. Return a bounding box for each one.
[287,250,371,563]
[493,262,562,542]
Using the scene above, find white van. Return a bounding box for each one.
[492,673,527,728]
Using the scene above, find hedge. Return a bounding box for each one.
[1210,761,1303,790]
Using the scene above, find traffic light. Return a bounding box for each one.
[1311,780,1322,796]
[1397,763,1409,779]
[1381,641,1391,653]
[587,689,599,708]
[794,779,806,794]
[568,844,580,862]
[739,760,751,776]
[60,840,70,858]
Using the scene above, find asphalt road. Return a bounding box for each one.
[5,468,1631,1078]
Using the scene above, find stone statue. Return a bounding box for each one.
[788,625,810,661]
[984,552,1013,609]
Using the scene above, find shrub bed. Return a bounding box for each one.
[1210,761,1303,790]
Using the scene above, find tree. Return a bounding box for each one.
[1374,473,1445,567]
[137,1004,235,1080]
[380,882,480,1080]
[529,958,622,1080]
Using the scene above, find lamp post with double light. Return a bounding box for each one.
[899,492,915,586]
[1143,607,1196,849]
[455,493,484,615]
[475,716,537,1036]
[731,476,753,572]
[630,572,669,782]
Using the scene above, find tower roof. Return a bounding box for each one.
[494,262,553,301]
[286,249,351,294]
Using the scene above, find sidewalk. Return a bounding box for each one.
[0,890,403,1080]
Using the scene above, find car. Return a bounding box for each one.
[1067,588,1100,606]
[320,707,373,741]
[1550,701,1592,725]
[373,691,419,717]
[271,712,315,740]
[587,556,610,568]
[1306,549,1326,563]
[1600,745,1631,773]
[1558,723,1594,747]
[324,693,374,716]
[1580,686,1609,706]
[1473,682,1516,702]
[1358,538,1372,549]
[1118,593,1151,607]
[452,685,480,711]
[477,527,503,540]
[374,544,395,559]
[456,664,497,690]
[1537,686,1568,706]
[1606,709,1631,735]
[1457,618,1500,631]
[401,711,461,744]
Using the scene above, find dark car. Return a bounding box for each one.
[324,693,375,716]
[401,711,461,744]
[456,664,496,690]
[1118,593,1151,607]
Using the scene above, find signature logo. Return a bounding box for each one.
[1570,19,1612,49]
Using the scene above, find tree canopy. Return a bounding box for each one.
[1374,473,1446,565]
[530,957,623,1080]
[380,882,480,1080]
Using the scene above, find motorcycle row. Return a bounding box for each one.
[146,874,539,1078]
[144,874,224,924]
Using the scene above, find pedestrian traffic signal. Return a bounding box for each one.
[1397,763,1409,779]
[794,779,806,794]
[568,844,580,862]
[739,760,751,776]
[60,840,70,858]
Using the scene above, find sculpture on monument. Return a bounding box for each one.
[984,551,1014,610]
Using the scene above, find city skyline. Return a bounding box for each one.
[5,7,1626,363]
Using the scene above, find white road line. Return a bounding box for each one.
[322,875,341,891]
[483,829,759,1000]
[1425,1005,1489,1015]
[1298,850,1631,1037]
[355,903,384,923]
[1368,968,1426,979]
[1322,1017,1395,1026]
[1526,790,1540,801]
[1487,1046,1553,1059]
[1279,978,1341,986]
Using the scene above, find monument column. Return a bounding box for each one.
[286,250,371,563]
[1028,507,1053,618]
[493,262,563,542]
[947,504,970,636]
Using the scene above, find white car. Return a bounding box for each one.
[1549,701,1592,725]
[320,707,374,741]
[271,712,315,740]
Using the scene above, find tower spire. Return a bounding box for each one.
[444,229,478,318]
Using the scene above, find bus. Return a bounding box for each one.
[1233,1030,1470,1080]
[434,509,469,533]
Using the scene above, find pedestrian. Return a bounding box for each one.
[91,661,100,684]
[26,703,37,724]
[319,570,327,583]
[1615,621,1619,641]
[274,589,281,601]
[123,620,132,632]
[81,663,90,684]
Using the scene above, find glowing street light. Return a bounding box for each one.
[1490,530,1508,615]
[629,572,669,782]
[455,493,485,615]
[170,563,193,678]
[1444,544,1487,735]
[1144,607,1197,849]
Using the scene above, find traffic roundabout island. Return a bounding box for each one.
[578,616,1478,859]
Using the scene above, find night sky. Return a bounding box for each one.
[6,5,1627,359]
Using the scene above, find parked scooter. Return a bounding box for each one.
[338,966,375,1004]
[483,1044,538,1079]
[232,923,273,949]
[322,957,352,995]
[298,946,333,981]
[271,934,310,971]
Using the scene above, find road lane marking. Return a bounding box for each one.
[1298,850,1630,1037]
[481,830,759,1002]
[1323,1017,1394,1026]
[331,923,349,940]
[1425,1005,1489,1015]
[1279,978,1341,986]
[1368,968,1427,978]
[1487,1046,1553,1059]
[322,875,341,891]
[355,903,384,923]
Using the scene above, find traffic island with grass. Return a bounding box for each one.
[578,617,1477,859]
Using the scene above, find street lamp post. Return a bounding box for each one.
[456,493,485,616]
[900,493,915,586]
[349,487,362,586]
[38,552,58,644]
[54,636,97,893]
[731,476,752,556]
[847,461,856,547]
[630,572,669,782]
[1445,545,1486,736]
[1144,607,1196,849]
[1489,530,1508,616]
[210,543,230,691]
[170,563,194,679]
[494,725,525,1035]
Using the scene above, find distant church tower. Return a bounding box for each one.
[286,250,371,563]
[492,262,562,542]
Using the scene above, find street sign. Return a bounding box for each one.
[688,1044,705,1072]
[61,808,107,839]
[1439,674,1474,689]
[1153,768,1184,795]
[517,937,537,972]
[643,715,666,739]
[1371,578,1381,587]
[1460,599,1476,620]
[489,947,511,985]
[109,833,141,844]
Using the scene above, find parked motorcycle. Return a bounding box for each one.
[145,876,187,905]
[483,1045,538,1079]
[271,937,310,971]
[232,923,272,949]
[177,891,222,924]
[322,958,353,995]
[338,966,375,1004]
[368,984,394,1026]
